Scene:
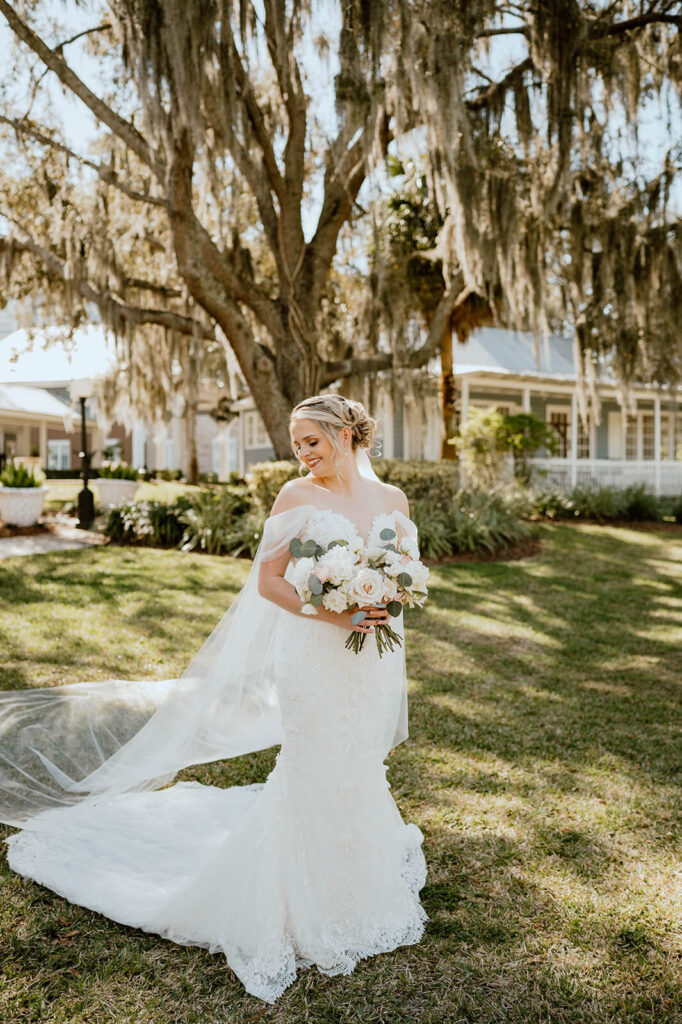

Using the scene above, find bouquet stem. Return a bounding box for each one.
[344,623,403,658]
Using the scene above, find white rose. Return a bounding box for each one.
[347,567,384,607]
[301,602,318,616]
[291,556,316,596]
[322,588,349,614]
[363,543,387,563]
[317,545,357,582]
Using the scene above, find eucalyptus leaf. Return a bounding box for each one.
[382,543,397,552]
[289,538,303,557]
[328,538,348,548]
[386,600,403,617]
[310,592,323,607]
[380,528,396,540]
[309,574,323,595]
[314,545,324,559]
[301,539,317,557]
[350,610,367,625]
[397,572,413,587]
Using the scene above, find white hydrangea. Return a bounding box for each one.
[290,556,315,596]
[404,559,429,590]
[317,545,358,582]
[399,535,420,561]
[301,602,318,616]
[322,588,349,614]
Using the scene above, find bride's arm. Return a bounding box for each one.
[257,484,387,633]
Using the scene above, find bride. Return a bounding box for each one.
[0,394,427,1003]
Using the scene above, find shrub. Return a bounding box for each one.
[0,463,43,488]
[410,501,456,560]
[373,458,460,506]
[413,486,531,559]
[668,494,682,523]
[620,483,661,522]
[104,501,187,547]
[98,463,140,481]
[248,460,299,511]
[530,487,576,520]
[569,485,628,522]
[179,487,254,555]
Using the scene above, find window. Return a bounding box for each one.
[47,439,71,470]
[104,438,123,462]
[641,414,655,461]
[549,410,570,458]
[625,416,638,460]
[244,411,269,448]
[577,415,591,459]
[3,432,17,460]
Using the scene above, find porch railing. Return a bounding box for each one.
[528,458,682,496]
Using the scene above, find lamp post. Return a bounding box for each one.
[70,378,95,529]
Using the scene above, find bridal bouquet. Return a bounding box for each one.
[288,525,429,657]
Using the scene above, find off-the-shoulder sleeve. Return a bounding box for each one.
[259,504,314,562]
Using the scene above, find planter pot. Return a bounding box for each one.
[0,486,49,527]
[94,478,140,508]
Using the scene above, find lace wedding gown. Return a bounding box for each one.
[3,507,427,1003]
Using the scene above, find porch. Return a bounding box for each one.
[458,370,682,497]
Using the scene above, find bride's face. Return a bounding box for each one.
[290,417,344,477]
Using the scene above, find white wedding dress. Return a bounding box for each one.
[3,505,427,1003]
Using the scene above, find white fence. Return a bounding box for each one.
[528,458,682,496]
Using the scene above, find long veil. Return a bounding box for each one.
[0,449,415,829]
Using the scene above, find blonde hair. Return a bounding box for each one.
[289,394,377,465]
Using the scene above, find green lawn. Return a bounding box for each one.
[44,478,200,510]
[1,524,680,1024]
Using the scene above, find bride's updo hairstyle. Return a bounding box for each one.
[290,394,377,469]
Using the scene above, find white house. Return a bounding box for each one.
[0,325,230,477]
[226,328,682,495]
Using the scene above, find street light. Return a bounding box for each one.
[70,377,95,529]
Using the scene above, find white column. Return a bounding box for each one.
[654,395,661,496]
[460,377,470,425]
[570,390,578,487]
[522,384,531,413]
[132,419,147,469]
[39,420,48,469]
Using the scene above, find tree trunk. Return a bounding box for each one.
[439,325,457,460]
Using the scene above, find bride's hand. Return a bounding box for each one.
[319,605,390,633]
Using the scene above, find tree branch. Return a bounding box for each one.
[599,10,682,36]
[0,232,213,339]
[466,57,533,111]
[0,115,166,207]
[0,0,164,177]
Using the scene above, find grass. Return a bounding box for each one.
[1,523,680,1024]
[44,478,200,510]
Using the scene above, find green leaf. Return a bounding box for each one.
[397,572,413,587]
[289,537,303,557]
[301,539,317,557]
[350,610,366,625]
[309,574,323,595]
[310,592,323,607]
[386,600,403,617]
[314,544,324,559]
[380,527,396,540]
[327,538,349,548]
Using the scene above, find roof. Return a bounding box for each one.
[453,327,577,378]
[0,383,74,420]
[0,325,118,385]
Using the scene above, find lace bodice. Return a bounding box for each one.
[297,507,406,549]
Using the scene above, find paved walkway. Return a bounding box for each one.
[0,523,106,560]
